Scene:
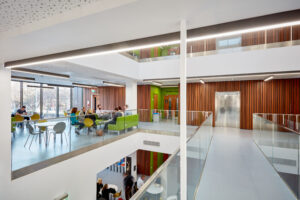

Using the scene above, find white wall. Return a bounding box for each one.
[125,80,137,110]
[69,53,140,80]
[139,45,300,79]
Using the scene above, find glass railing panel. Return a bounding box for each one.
[253,113,300,198]
[133,111,213,200]
[11,110,142,172]
[134,151,181,200]
[189,113,213,199]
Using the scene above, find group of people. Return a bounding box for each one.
[97,173,145,200]
[97,178,122,200]
[70,104,131,135]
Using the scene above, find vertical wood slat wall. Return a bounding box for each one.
[137,85,151,122]
[83,87,125,110]
[185,79,300,130]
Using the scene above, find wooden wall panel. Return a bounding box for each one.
[267,27,291,43]
[137,85,151,122]
[242,31,265,46]
[83,87,125,110]
[187,41,205,53]
[292,25,300,40]
[186,79,300,130]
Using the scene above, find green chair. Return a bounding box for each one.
[108,116,125,135]
[11,117,16,138]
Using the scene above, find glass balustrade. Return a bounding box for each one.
[253,113,300,198]
[132,112,213,200]
[11,109,212,179]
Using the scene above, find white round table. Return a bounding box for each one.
[147,183,164,200]
[36,121,60,146]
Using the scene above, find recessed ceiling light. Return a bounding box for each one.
[199,80,205,84]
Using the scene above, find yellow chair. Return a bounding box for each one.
[15,115,24,122]
[64,111,68,117]
[31,113,40,121]
[38,120,48,132]
[83,118,94,134]
[15,115,24,128]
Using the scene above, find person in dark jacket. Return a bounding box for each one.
[123,172,134,200]
[98,107,122,135]
[101,184,116,200]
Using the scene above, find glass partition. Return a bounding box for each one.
[132,111,213,200]
[253,113,300,198]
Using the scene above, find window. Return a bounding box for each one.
[59,87,71,117]
[23,82,41,114]
[72,87,83,109]
[11,81,21,113]
[43,86,57,118]
[217,36,241,49]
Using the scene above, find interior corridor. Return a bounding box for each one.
[196,127,296,200]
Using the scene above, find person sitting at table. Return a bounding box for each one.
[79,107,86,122]
[101,184,116,200]
[97,107,122,135]
[124,105,132,116]
[118,106,124,116]
[16,106,30,120]
[70,107,84,135]
[96,104,103,115]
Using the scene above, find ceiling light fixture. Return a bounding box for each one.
[264,76,274,82]
[103,81,125,87]
[11,76,35,82]
[161,85,178,88]
[151,81,163,86]
[47,84,74,88]
[199,80,205,84]
[11,68,70,79]
[27,85,55,89]
[72,83,98,88]
[5,20,300,69]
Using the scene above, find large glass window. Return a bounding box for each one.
[59,87,71,116]
[43,86,57,118]
[23,82,41,114]
[11,81,21,113]
[72,87,83,109]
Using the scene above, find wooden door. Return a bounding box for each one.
[153,94,158,111]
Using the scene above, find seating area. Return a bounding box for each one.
[108,114,139,135]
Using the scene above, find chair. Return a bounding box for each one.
[24,124,44,149]
[75,111,80,116]
[11,117,16,138]
[113,190,122,200]
[15,115,24,127]
[31,113,40,121]
[49,122,67,145]
[83,118,94,134]
[64,111,68,117]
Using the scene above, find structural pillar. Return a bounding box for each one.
[180,19,187,200]
[125,80,137,110]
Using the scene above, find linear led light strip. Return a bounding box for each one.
[72,83,98,88]
[11,69,69,79]
[6,20,300,69]
[103,81,124,87]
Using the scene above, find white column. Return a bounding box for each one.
[0,65,12,199]
[180,20,187,200]
[125,80,137,110]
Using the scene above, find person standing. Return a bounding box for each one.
[123,172,134,200]
[137,175,145,189]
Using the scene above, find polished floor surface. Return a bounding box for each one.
[196,127,296,200]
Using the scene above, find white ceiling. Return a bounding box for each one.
[1,0,300,64]
[11,61,132,85]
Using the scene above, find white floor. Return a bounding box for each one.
[196,127,296,200]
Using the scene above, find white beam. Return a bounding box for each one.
[180,19,187,200]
